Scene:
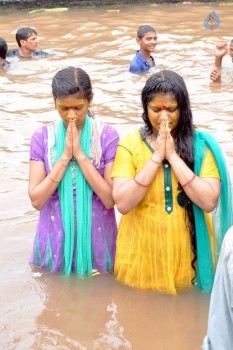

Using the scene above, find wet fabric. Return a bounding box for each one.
[129,50,155,74]
[54,118,93,275]
[203,226,233,350]
[112,129,221,294]
[7,48,51,59]
[29,119,119,274]
[193,130,233,292]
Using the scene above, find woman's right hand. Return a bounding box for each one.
[152,117,166,162]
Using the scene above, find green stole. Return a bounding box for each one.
[55,117,93,275]
[193,130,233,292]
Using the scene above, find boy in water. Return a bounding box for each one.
[129,25,157,74]
[210,39,233,82]
[7,27,51,59]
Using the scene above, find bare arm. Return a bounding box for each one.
[169,155,220,212]
[165,132,220,212]
[28,157,69,210]
[113,157,161,214]
[113,125,166,214]
[210,42,228,83]
[75,155,115,209]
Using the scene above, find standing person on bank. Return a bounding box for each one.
[112,70,232,294]
[28,66,119,275]
[129,25,157,74]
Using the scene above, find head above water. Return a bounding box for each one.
[0,37,8,59]
[137,25,156,39]
[52,66,93,103]
[16,27,37,47]
[141,70,193,135]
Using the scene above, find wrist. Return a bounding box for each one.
[166,153,179,164]
[59,156,69,167]
[74,152,86,161]
[149,157,161,165]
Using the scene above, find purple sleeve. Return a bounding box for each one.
[29,126,47,162]
[101,125,119,165]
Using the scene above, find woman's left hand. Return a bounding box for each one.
[164,120,177,161]
[70,121,83,159]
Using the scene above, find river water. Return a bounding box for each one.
[0,2,232,349]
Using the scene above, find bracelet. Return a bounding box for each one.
[133,177,151,187]
[48,173,60,183]
[181,174,196,188]
[58,158,68,167]
[149,158,160,165]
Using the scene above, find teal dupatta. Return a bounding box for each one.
[55,117,93,275]
[193,130,233,292]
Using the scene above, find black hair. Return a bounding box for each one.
[16,27,37,47]
[52,66,93,103]
[141,69,197,280]
[0,37,8,59]
[137,25,156,39]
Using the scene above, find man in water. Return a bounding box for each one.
[210,39,233,82]
[0,37,10,70]
[7,27,51,59]
[129,25,157,74]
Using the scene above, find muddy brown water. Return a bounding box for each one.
[0,3,233,349]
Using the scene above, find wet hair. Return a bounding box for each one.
[52,66,93,103]
[137,25,156,39]
[16,27,37,47]
[141,69,197,280]
[0,37,8,59]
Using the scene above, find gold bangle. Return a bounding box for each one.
[58,158,68,167]
[48,173,60,183]
[149,158,161,165]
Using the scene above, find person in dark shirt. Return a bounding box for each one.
[0,37,10,70]
[6,27,51,59]
[129,25,157,74]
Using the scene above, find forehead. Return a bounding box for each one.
[149,93,177,105]
[56,95,87,105]
[142,31,157,39]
